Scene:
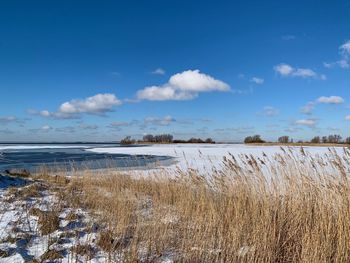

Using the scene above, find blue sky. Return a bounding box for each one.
[1,0,350,142]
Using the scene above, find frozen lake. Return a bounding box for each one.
[0,143,173,172]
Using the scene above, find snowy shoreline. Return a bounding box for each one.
[86,143,348,173]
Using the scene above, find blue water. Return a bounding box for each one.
[0,143,173,172]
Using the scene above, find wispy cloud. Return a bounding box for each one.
[0,116,26,125]
[295,118,317,127]
[324,40,350,70]
[151,68,166,75]
[144,115,175,126]
[323,60,349,69]
[250,77,264,84]
[30,125,53,133]
[300,101,316,115]
[258,106,279,117]
[0,116,18,124]
[274,63,324,79]
[340,40,350,57]
[300,96,344,115]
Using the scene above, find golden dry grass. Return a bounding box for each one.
[36,147,350,262]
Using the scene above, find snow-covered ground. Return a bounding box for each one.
[0,175,112,263]
[87,143,348,173]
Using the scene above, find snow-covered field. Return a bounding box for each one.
[87,143,348,173]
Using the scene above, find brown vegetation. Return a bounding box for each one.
[4,147,350,261]
[38,211,60,235]
[50,147,350,262]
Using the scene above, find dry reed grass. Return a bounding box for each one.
[37,147,350,262]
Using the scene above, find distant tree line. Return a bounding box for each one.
[173,138,215,144]
[120,134,215,145]
[142,134,173,143]
[244,134,350,144]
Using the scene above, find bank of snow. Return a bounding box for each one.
[87,144,347,173]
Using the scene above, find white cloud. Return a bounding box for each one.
[151,68,165,75]
[137,70,230,101]
[250,77,264,84]
[295,119,317,127]
[324,41,350,70]
[274,63,323,79]
[41,125,52,131]
[38,93,122,119]
[323,60,349,69]
[137,86,196,101]
[317,96,344,104]
[345,116,350,121]
[292,68,317,78]
[340,40,350,56]
[274,63,294,76]
[300,96,344,115]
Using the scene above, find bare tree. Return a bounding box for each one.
[120,136,136,145]
[328,134,342,143]
[278,136,290,143]
[143,134,155,142]
[310,136,321,143]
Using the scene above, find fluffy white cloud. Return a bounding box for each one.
[137,86,196,101]
[151,68,165,75]
[295,119,317,127]
[345,116,350,121]
[274,64,294,76]
[137,70,230,101]
[274,63,322,79]
[38,93,122,119]
[250,77,264,84]
[317,96,344,104]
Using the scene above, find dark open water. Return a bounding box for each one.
[0,143,173,172]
